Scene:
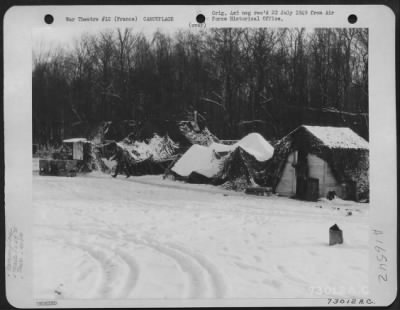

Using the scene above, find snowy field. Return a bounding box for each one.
[33,171,369,300]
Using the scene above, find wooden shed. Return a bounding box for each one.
[62,138,88,160]
[268,125,369,201]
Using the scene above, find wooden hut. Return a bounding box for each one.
[268,125,369,201]
[62,138,88,160]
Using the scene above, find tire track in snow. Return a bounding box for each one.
[37,228,142,298]
[38,223,227,298]
[105,223,228,298]
[64,241,140,298]
[113,249,140,297]
[36,237,105,298]
[66,243,108,298]
[122,235,206,298]
[164,242,227,298]
[39,223,144,298]
[133,236,227,298]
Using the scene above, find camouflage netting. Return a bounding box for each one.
[88,143,110,173]
[113,134,181,176]
[264,125,369,200]
[217,147,267,191]
[178,121,220,146]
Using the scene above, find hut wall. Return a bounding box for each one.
[276,152,343,198]
[275,152,296,196]
[307,154,342,198]
[73,142,84,160]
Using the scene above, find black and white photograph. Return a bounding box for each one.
[31,25,371,300]
[3,4,397,308]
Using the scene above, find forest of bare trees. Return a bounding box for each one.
[33,27,368,145]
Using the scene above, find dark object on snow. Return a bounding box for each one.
[304,178,319,201]
[111,148,131,178]
[327,191,336,200]
[329,224,343,246]
[188,171,212,184]
[39,159,78,177]
[347,211,352,216]
[340,181,357,201]
[245,186,272,196]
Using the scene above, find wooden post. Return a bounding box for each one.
[329,224,343,246]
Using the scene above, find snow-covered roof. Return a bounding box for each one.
[63,138,88,143]
[172,144,224,178]
[303,125,368,150]
[235,133,274,161]
[211,133,274,161]
[172,132,274,178]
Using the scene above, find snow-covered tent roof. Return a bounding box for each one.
[302,125,368,150]
[171,144,224,178]
[210,133,274,162]
[235,133,274,161]
[171,132,274,182]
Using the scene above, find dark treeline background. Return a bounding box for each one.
[33,27,368,145]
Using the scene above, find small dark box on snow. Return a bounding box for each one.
[329,224,343,246]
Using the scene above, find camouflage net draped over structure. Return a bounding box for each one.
[178,121,220,146]
[115,134,180,176]
[264,126,369,200]
[218,147,268,191]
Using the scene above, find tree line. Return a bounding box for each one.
[33,27,368,145]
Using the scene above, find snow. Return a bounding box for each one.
[33,173,369,299]
[101,157,117,171]
[63,138,88,143]
[172,133,274,178]
[303,126,369,150]
[33,157,40,171]
[117,134,179,161]
[234,132,274,161]
[171,144,224,178]
[209,142,235,153]
[179,123,219,146]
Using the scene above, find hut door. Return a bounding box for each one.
[73,142,84,160]
[295,150,308,199]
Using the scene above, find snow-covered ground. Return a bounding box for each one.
[33,171,369,300]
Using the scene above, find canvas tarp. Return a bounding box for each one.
[99,134,180,176]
